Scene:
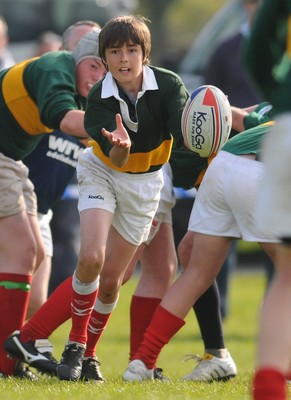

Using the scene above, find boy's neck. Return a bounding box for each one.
[116,74,143,100]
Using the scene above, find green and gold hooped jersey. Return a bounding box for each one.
[85,66,188,174]
[0,51,78,160]
[89,138,173,173]
[2,58,53,136]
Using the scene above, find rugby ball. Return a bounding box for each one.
[181,85,232,157]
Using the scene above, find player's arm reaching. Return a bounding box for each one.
[59,110,88,139]
[101,113,132,168]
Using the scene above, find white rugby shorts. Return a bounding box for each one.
[0,153,37,218]
[37,210,53,257]
[188,150,278,243]
[77,147,164,246]
[144,162,176,245]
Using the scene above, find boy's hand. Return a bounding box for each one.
[102,114,131,149]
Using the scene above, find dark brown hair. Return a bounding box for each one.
[99,15,151,65]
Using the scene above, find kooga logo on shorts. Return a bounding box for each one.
[191,111,207,150]
[88,194,104,200]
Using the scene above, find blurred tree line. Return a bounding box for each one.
[0,0,227,70]
[136,0,226,70]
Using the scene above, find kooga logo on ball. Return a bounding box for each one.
[190,111,207,150]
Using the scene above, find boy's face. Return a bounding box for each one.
[104,42,144,87]
[76,58,106,97]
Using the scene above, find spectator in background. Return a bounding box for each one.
[0,15,14,70]
[34,31,62,56]
[202,0,270,319]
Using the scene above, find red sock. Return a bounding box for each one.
[85,307,111,357]
[133,305,185,369]
[130,296,161,360]
[21,276,72,342]
[253,368,287,400]
[0,273,32,375]
[69,286,98,345]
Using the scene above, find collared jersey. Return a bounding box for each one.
[85,65,189,174]
[0,51,84,160]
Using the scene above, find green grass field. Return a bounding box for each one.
[1,269,289,400]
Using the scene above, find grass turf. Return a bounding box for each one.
[1,269,284,400]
